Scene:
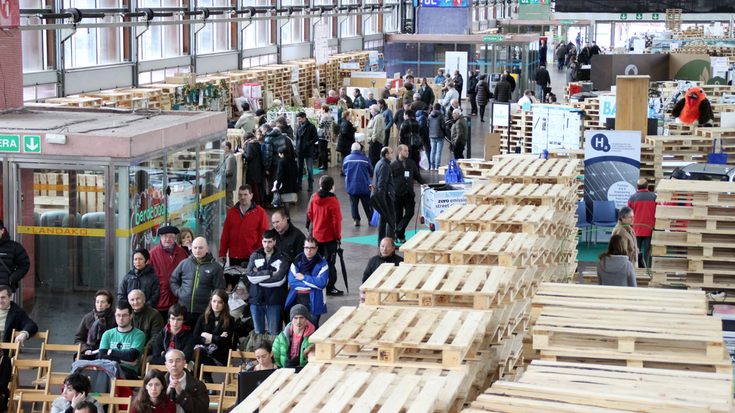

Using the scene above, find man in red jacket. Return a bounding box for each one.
[307,176,344,296]
[149,226,190,319]
[220,185,269,286]
[627,178,657,269]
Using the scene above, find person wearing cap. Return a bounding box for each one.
[118,248,160,309]
[627,178,657,269]
[255,109,267,127]
[284,238,328,328]
[0,219,30,294]
[272,304,316,368]
[149,226,189,318]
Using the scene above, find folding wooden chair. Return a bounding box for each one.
[34,342,82,387]
[227,349,256,369]
[199,365,241,398]
[11,330,49,346]
[110,378,144,397]
[10,360,52,413]
[13,391,56,413]
[202,382,226,413]
[95,395,133,413]
[144,363,167,376]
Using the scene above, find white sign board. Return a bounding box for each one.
[445,51,469,99]
[314,25,328,65]
[340,62,361,69]
[531,105,582,154]
[491,103,510,128]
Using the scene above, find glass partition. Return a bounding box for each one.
[197,140,225,256]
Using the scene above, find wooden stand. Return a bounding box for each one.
[615,75,650,142]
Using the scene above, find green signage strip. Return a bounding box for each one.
[0,135,20,153]
[23,135,41,153]
[620,13,627,20]
[652,13,659,20]
[560,20,574,25]
[636,13,643,20]
[483,35,503,42]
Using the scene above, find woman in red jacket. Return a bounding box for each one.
[131,370,180,413]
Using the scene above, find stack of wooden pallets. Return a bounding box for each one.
[464,182,577,213]
[437,158,495,180]
[462,283,733,413]
[481,156,582,192]
[651,180,735,296]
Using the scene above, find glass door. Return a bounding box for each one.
[15,164,109,293]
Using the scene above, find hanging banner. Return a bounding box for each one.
[445,51,468,99]
[584,130,641,210]
[314,24,328,65]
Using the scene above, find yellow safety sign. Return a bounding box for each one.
[17,226,106,237]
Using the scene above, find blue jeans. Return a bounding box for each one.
[297,156,314,189]
[250,304,282,335]
[430,138,444,170]
[349,194,372,222]
[537,85,545,103]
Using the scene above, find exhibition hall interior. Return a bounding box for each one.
[0,0,734,411]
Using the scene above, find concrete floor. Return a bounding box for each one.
[20,66,575,379]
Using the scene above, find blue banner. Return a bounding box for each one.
[422,0,467,8]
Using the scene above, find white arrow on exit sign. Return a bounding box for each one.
[24,135,41,153]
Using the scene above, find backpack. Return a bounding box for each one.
[409,132,423,150]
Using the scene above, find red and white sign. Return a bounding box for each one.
[0,0,20,28]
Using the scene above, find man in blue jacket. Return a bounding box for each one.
[342,143,374,227]
[246,229,289,335]
[285,238,328,328]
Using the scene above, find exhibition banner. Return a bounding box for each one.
[584,130,641,210]
[445,51,468,99]
[531,104,582,154]
[491,102,511,128]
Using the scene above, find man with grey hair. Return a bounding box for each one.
[339,87,353,109]
[165,349,208,413]
[128,289,164,353]
[445,98,461,122]
[365,91,377,107]
[366,104,385,165]
[171,237,226,326]
[442,81,459,108]
[451,109,468,159]
[381,81,394,100]
[411,93,424,113]
[343,142,374,226]
[326,89,338,104]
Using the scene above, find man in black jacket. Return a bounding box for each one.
[246,230,289,335]
[0,284,38,345]
[467,70,479,116]
[295,112,319,191]
[452,70,464,98]
[0,222,30,293]
[399,109,425,165]
[394,101,410,132]
[535,65,551,103]
[151,304,195,367]
[272,211,305,264]
[494,75,512,103]
[361,238,403,284]
[372,147,395,243]
[391,144,428,244]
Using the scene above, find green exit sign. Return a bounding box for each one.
[561,20,574,25]
[652,13,659,20]
[636,13,643,20]
[519,0,530,3]
[0,135,20,153]
[620,13,627,20]
[483,35,502,42]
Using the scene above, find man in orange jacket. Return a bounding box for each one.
[307,176,344,296]
[219,185,269,287]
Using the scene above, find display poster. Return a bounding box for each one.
[445,51,469,99]
[599,94,616,124]
[491,102,510,128]
[314,24,328,65]
[531,105,581,154]
[584,130,641,211]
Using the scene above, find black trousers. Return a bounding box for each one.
[637,236,652,269]
[318,240,339,290]
[369,141,382,166]
[394,192,416,239]
[383,130,391,148]
[318,140,329,168]
[469,93,477,114]
[453,142,465,159]
[378,194,396,242]
[479,104,487,121]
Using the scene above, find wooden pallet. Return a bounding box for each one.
[464,360,733,413]
[399,231,576,267]
[310,306,490,368]
[360,263,526,309]
[533,307,729,373]
[463,182,577,212]
[233,362,466,413]
[435,204,576,237]
[655,180,735,206]
[483,156,581,188]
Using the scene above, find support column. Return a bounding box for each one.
[615,75,650,142]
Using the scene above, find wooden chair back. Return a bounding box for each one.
[95,395,133,413]
[14,391,57,413]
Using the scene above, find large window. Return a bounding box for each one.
[384,2,399,33]
[21,0,46,72]
[196,0,231,54]
[242,0,272,48]
[139,66,191,85]
[281,0,306,44]
[63,0,124,68]
[365,0,380,35]
[339,0,359,37]
[138,0,184,60]
[313,0,335,38]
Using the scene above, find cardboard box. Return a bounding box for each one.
[485,133,502,161]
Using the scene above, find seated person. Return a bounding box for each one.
[98,301,146,380]
[516,90,533,110]
[151,304,195,368]
[273,305,316,368]
[164,349,209,413]
[193,290,234,382]
[131,369,182,413]
[0,284,38,345]
[75,290,116,360]
[361,238,404,304]
[284,238,328,328]
[50,373,104,413]
[128,289,165,355]
[73,401,99,413]
[597,234,637,287]
[248,341,277,371]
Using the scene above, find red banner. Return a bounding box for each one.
[0,0,19,28]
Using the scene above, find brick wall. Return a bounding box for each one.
[0,27,24,110]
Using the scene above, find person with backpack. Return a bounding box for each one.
[390,144,428,244]
[398,109,425,165]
